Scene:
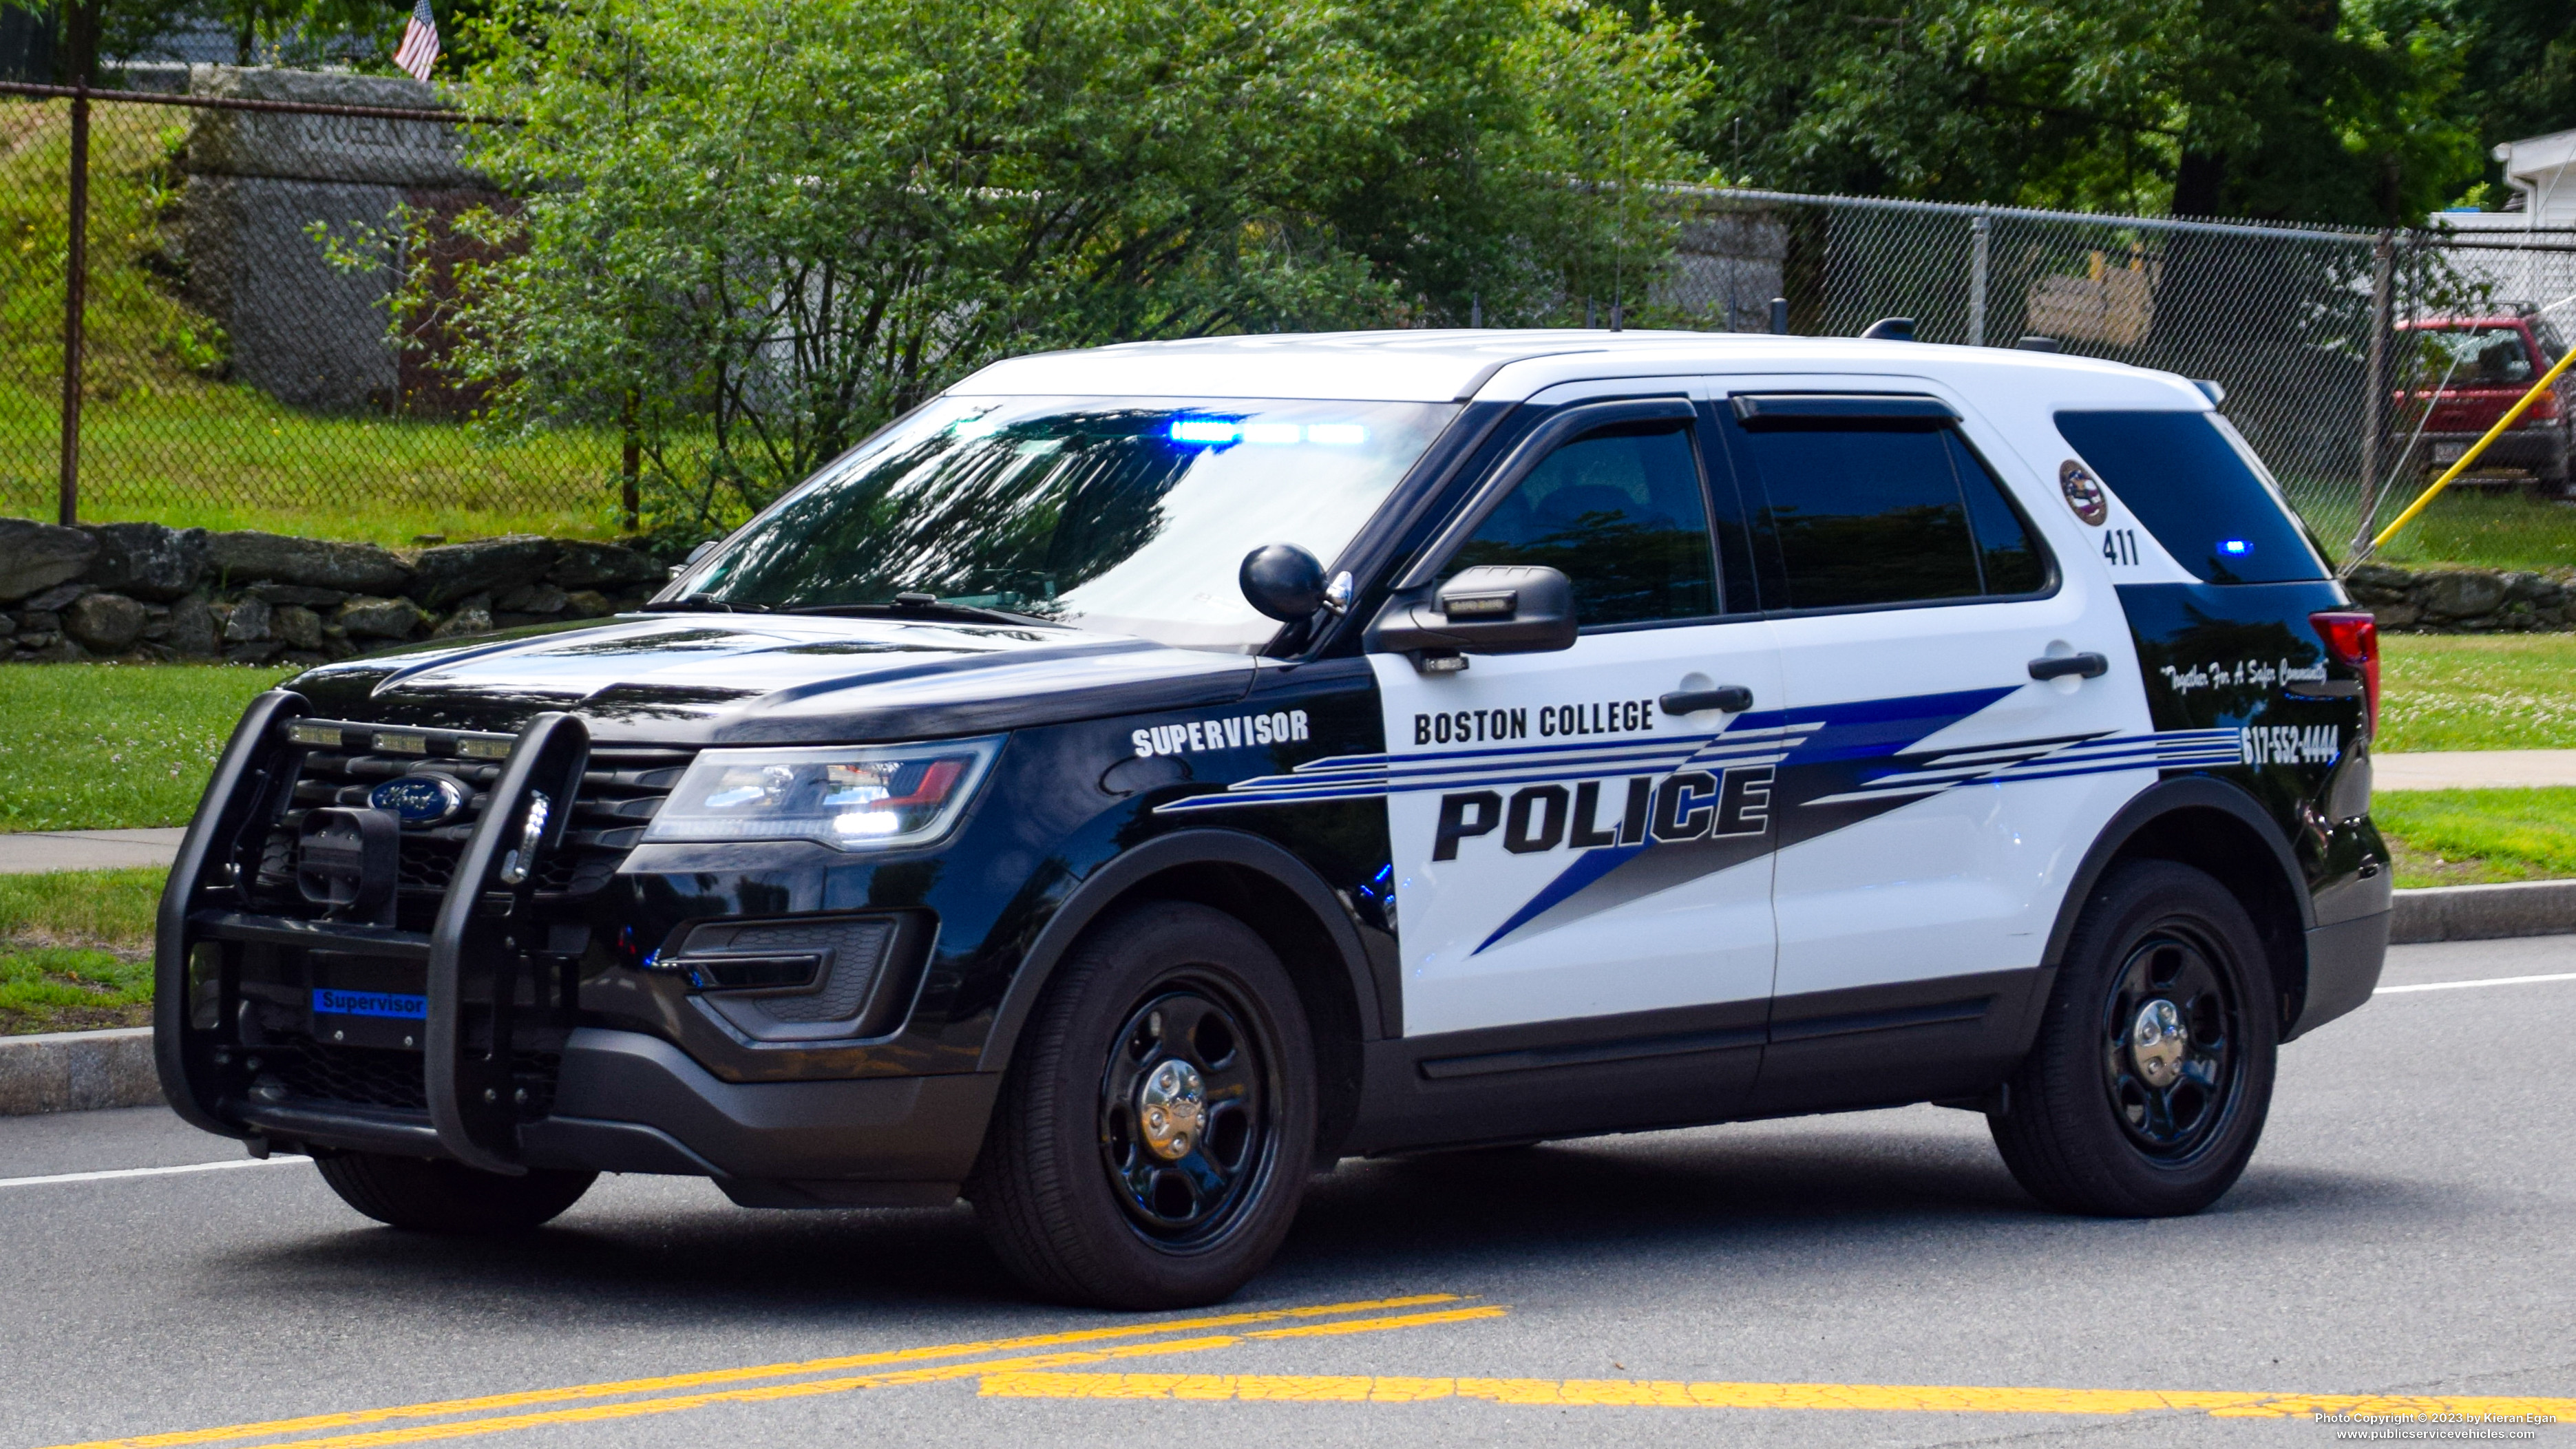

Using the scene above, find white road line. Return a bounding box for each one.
[2376,971,2576,995]
[0,1155,305,1190]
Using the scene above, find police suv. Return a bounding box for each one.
[156,330,2389,1309]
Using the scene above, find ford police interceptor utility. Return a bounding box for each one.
[156,330,2389,1309]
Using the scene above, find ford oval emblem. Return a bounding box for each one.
[370,773,469,826]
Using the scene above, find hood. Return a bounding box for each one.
[286,613,1260,744]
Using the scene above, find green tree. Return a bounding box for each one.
[419,0,1707,536]
[1676,0,2484,225]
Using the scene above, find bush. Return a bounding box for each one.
[425,0,1709,538]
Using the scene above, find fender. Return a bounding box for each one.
[2029,776,2314,1053]
[974,829,1387,1075]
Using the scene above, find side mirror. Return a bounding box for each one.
[1239,543,1327,622]
[1366,564,1577,668]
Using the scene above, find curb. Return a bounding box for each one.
[2390,879,2576,945]
[0,1027,163,1116]
[1,883,2569,1117]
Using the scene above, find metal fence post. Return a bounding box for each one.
[55,0,97,528]
[1966,212,1990,347]
[2351,229,2395,560]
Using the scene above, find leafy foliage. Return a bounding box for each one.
[416,0,1709,537]
[1671,0,2517,224]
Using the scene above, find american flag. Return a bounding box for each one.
[392,0,439,82]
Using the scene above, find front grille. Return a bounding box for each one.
[255,728,692,913]
[258,1033,563,1119]
[261,1034,426,1110]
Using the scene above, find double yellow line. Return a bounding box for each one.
[46,1295,1499,1449]
[982,1371,2576,1421]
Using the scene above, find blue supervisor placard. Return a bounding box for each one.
[311,988,427,1020]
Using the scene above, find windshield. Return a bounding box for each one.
[675,395,1460,651]
[2416,326,2537,387]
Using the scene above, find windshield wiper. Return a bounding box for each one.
[784,598,1047,626]
[640,598,772,614]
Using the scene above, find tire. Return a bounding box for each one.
[971,900,1317,1309]
[1989,860,2278,1217]
[314,1152,596,1233]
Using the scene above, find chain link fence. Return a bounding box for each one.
[1,72,624,544]
[1652,189,2576,573]
[6,70,2576,569]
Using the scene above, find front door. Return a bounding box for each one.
[1372,394,1784,1040]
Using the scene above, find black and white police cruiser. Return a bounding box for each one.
[157,329,2389,1308]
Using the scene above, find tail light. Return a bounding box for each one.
[2523,390,2562,423]
[2311,611,2379,736]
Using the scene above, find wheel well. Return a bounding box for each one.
[1101,863,1367,1163]
[2101,807,2308,1030]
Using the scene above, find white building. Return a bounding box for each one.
[2430,129,2576,319]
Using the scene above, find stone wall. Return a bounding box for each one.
[0,520,667,665]
[2343,563,2576,633]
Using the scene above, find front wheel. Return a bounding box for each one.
[1989,860,2278,1216]
[314,1152,595,1233]
[971,901,1316,1309]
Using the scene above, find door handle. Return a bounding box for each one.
[2028,653,2109,681]
[1660,685,1754,715]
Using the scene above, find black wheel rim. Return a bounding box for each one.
[2098,924,2243,1161]
[1097,981,1272,1247]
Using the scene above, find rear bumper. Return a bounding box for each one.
[2290,911,2388,1040]
[2421,428,2568,476]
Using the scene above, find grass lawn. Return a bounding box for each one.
[2378,633,2576,753]
[2295,486,2576,575]
[2374,789,2576,889]
[0,866,159,1033]
[0,663,295,832]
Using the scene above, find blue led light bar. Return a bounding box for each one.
[2218,538,2252,556]
[1169,419,1241,445]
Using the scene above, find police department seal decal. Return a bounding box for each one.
[2059,459,2109,525]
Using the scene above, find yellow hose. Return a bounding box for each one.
[2369,343,2576,551]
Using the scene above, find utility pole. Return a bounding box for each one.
[56,0,97,527]
[1966,213,1991,347]
[2352,229,2395,560]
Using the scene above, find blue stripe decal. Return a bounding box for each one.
[1472,842,1648,954]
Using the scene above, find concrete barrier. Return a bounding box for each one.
[2389,879,2576,944]
[0,1027,163,1116]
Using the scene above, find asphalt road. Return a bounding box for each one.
[8,936,2574,1449]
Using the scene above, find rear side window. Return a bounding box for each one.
[1453,421,1719,627]
[1728,422,2051,611]
[2054,411,2326,584]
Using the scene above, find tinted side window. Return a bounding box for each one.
[1955,435,2049,595]
[1732,423,2049,610]
[2054,410,2327,584]
[1453,421,1718,627]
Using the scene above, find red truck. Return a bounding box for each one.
[2397,313,2572,494]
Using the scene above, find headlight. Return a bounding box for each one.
[644,737,1001,851]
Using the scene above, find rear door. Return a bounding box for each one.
[1706,381,2156,1113]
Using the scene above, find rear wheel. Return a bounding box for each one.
[315,1152,595,1233]
[1989,861,2277,1216]
[971,901,1316,1309]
